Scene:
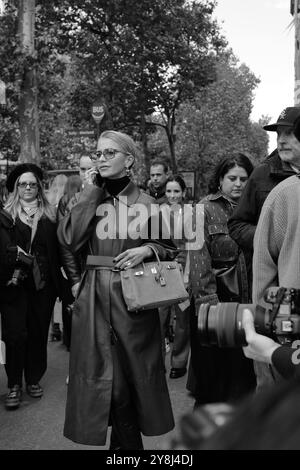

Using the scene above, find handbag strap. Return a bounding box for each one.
[29,211,40,254]
[144,244,161,268]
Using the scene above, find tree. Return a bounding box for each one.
[173,54,269,197]
[47,0,226,172]
[18,0,40,164]
[0,0,70,165]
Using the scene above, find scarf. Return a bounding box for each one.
[19,198,45,290]
[19,199,41,228]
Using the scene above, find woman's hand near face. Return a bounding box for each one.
[84,167,99,186]
[113,246,153,270]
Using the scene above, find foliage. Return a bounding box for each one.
[174,54,270,197]
[0,0,264,189]
[43,0,226,171]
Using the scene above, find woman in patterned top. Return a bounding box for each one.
[188,154,256,406]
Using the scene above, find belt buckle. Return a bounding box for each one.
[111,267,121,272]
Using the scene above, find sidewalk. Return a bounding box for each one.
[0,340,193,450]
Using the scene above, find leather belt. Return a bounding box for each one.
[86,255,121,271]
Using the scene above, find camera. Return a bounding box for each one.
[197,287,300,348]
[6,248,34,287]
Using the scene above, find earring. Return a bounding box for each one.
[125,167,131,177]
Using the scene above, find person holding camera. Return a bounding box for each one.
[188,154,256,406]
[57,130,176,449]
[246,167,300,389]
[1,163,63,409]
[228,107,300,295]
[242,309,300,380]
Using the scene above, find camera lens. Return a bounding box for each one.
[197,303,252,348]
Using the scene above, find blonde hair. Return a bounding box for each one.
[99,130,138,164]
[47,174,68,206]
[4,173,56,222]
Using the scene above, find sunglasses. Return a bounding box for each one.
[18,182,38,189]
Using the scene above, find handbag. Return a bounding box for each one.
[120,246,189,312]
[213,264,240,302]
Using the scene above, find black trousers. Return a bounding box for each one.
[1,282,57,388]
[109,343,144,450]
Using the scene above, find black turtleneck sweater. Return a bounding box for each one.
[105,176,130,197]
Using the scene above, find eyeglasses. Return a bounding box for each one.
[18,182,38,189]
[90,148,128,162]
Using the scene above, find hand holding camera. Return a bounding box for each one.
[242,308,281,364]
[197,287,300,348]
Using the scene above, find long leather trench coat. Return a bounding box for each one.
[57,181,175,446]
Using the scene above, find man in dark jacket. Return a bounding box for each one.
[228,107,300,291]
[147,160,168,205]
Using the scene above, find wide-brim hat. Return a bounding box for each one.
[6,163,44,193]
[263,107,300,131]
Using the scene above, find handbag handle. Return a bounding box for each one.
[144,244,161,268]
[144,244,167,285]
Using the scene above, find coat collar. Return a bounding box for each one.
[266,150,296,177]
[203,191,238,208]
[102,180,141,207]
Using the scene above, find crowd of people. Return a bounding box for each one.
[1,107,300,449]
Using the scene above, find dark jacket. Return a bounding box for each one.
[14,215,63,298]
[57,192,82,286]
[0,208,18,287]
[57,182,175,445]
[272,346,300,380]
[228,150,296,251]
[147,182,168,205]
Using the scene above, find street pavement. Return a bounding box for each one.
[0,338,194,450]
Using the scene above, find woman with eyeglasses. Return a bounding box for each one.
[1,164,63,409]
[58,130,176,449]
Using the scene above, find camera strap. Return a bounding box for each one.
[269,287,287,338]
[28,211,40,254]
[29,212,45,290]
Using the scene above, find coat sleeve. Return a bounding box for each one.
[57,185,104,253]
[141,206,178,261]
[57,194,83,286]
[252,198,282,305]
[272,346,300,380]
[228,169,261,250]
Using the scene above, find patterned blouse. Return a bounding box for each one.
[189,191,249,307]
